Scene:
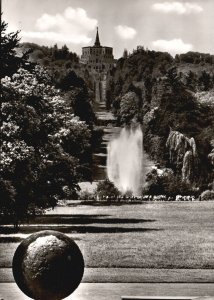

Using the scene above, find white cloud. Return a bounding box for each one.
[152,39,193,55]
[36,7,97,32]
[115,25,137,40]
[22,7,97,45]
[21,31,91,44]
[152,2,203,15]
[63,7,97,31]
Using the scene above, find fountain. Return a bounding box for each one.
[107,125,143,196]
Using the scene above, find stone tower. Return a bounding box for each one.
[94,27,101,47]
[81,27,115,102]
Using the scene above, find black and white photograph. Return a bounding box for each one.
[0,0,214,299]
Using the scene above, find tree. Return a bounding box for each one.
[119,91,139,124]
[1,64,92,226]
[57,71,96,124]
[61,44,69,59]
[186,71,196,90]
[144,169,165,195]
[198,71,211,91]
[0,180,16,224]
[123,48,128,59]
[0,19,31,78]
[145,168,195,197]
[95,179,120,200]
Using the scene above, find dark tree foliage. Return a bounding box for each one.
[145,169,194,197]
[57,70,86,90]
[96,179,120,199]
[198,71,212,91]
[176,51,214,64]
[1,79,82,226]
[0,180,16,224]
[0,20,93,227]
[57,71,96,124]
[51,43,79,62]
[107,45,214,187]
[0,19,32,78]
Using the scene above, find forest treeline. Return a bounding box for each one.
[24,42,214,196]
[106,47,214,195]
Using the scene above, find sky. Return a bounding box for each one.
[2,0,214,58]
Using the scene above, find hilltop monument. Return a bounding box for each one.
[81,27,115,102]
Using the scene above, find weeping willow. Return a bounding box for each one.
[166,130,199,183]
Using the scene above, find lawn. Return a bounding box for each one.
[0,202,214,270]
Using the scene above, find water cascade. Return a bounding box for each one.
[107,126,143,196]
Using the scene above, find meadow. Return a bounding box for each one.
[0,201,214,274]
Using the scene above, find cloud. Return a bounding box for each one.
[36,7,97,32]
[21,31,91,44]
[115,25,137,40]
[152,2,203,14]
[152,39,193,55]
[21,7,97,45]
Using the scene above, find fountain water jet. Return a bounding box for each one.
[107,125,143,196]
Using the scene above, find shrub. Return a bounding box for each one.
[200,189,214,200]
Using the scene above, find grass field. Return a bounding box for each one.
[0,201,214,271]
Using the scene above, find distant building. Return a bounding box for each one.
[81,27,114,72]
[81,28,115,102]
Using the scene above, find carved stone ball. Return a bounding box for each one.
[12,230,84,300]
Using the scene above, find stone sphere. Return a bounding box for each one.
[12,230,84,300]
